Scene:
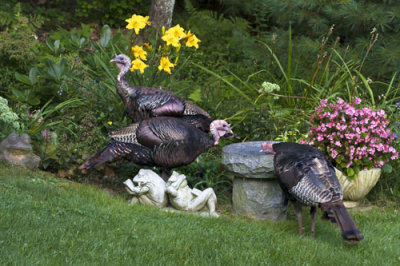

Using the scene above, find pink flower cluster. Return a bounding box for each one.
[301,97,398,175]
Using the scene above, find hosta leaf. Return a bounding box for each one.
[29,68,38,84]
[14,72,31,85]
[100,25,112,47]
[382,164,392,173]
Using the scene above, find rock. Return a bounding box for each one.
[0,133,40,169]
[222,141,287,221]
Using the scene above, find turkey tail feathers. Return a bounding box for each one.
[79,142,149,173]
[321,201,364,242]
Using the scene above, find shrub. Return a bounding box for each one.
[76,0,147,27]
[0,96,22,139]
[0,3,44,99]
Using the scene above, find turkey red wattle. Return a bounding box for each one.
[260,142,275,155]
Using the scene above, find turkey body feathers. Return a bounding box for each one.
[272,142,363,242]
[81,117,215,178]
[79,141,154,173]
[274,144,342,205]
[116,70,210,124]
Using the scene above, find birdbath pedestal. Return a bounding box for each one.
[222,141,287,221]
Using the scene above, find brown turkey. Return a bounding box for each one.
[261,142,364,242]
[110,54,212,132]
[80,117,236,180]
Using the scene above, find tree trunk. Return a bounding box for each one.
[149,0,176,30]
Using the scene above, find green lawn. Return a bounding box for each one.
[0,164,399,265]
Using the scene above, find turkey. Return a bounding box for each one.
[80,117,236,180]
[261,142,364,242]
[110,54,212,131]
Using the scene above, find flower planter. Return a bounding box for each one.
[335,168,381,208]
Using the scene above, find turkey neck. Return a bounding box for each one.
[116,63,137,101]
[189,132,215,158]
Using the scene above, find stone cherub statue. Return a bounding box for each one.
[166,171,219,217]
[123,169,168,208]
[0,133,40,169]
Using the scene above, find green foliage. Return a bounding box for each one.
[0,3,44,99]
[180,1,257,69]
[75,0,147,27]
[5,22,132,172]
[216,0,400,80]
[0,3,43,60]
[1,0,399,198]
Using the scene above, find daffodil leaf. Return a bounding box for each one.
[189,87,202,103]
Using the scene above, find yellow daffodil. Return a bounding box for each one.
[143,42,152,51]
[158,56,175,74]
[131,45,147,61]
[125,14,151,35]
[130,59,149,74]
[186,33,201,49]
[107,121,112,125]
[161,33,181,48]
[165,24,187,39]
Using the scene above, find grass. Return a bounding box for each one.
[1,164,399,265]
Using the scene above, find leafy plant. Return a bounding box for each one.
[0,96,22,139]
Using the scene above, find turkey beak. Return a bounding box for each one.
[110,54,119,63]
[224,129,239,140]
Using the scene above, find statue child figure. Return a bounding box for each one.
[124,169,168,208]
[166,171,219,217]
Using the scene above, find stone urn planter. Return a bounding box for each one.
[222,141,287,221]
[335,168,381,208]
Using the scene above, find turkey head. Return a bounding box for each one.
[210,120,237,145]
[110,54,131,81]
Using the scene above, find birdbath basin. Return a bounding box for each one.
[222,141,287,221]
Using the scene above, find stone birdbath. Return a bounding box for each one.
[222,141,287,221]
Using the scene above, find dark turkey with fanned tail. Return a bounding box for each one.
[80,117,236,180]
[261,142,364,242]
[110,54,212,131]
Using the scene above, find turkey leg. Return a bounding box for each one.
[310,206,317,237]
[293,201,303,235]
